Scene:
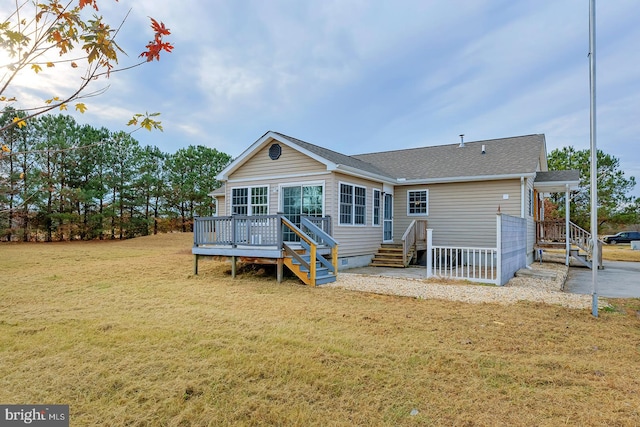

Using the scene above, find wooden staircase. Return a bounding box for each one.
[284,251,337,285]
[370,243,412,268]
[281,216,339,286]
[536,220,603,269]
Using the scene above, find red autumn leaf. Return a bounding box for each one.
[150,18,171,36]
[78,0,99,11]
[139,17,173,62]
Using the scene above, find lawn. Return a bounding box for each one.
[601,243,640,262]
[1,233,639,426]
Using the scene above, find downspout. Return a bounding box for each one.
[520,177,525,218]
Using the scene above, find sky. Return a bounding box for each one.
[4,0,640,197]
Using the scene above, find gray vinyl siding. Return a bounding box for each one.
[332,173,385,258]
[394,180,522,248]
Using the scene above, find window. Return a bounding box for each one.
[407,189,428,216]
[282,184,324,241]
[339,183,366,225]
[231,186,268,215]
[373,189,381,226]
[251,187,268,215]
[231,188,248,215]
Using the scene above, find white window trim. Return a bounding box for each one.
[278,181,326,214]
[407,189,429,216]
[230,184,270,215]
[372,188,382,227]
[339,181,367,226]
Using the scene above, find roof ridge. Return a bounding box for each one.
[270,131,395,179]
[271,131,356,160]
[353,134,543,157]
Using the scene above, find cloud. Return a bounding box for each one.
[3,0,640,196]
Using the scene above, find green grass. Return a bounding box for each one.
[1,233,640,426]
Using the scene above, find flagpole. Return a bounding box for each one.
[589,0,598,317]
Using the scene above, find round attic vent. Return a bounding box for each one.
[269,143,282,160]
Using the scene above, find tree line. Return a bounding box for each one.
[547,146,638,233]
[0,111,231,242]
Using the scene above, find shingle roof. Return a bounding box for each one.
[210,184,225,195]
[350,134,545,180]
[535,170,580,183]
[272,132,394,179]
[271,132,545,181]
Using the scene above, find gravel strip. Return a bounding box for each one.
[326,263,604,310]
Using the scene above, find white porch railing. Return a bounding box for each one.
[425,229,499,285]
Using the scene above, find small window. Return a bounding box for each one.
[407,190,428,216]
[269,143,282,160]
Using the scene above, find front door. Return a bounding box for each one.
[383,193,393,242]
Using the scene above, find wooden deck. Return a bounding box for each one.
[193,215,338,285]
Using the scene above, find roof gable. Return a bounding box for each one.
[217,131,394,181]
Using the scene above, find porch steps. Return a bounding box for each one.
[370,243,411,268]
[569,248,593,269]
[284,254,336,286]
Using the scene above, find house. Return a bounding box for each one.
[194,131,583,286]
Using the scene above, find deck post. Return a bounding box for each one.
[425,229,433,278]
[231,215,237,248]
[194,254,199,275]
[277,258,283,283]
[277,213,284,249]
[231,256,237,278]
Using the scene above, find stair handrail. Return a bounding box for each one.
[300,217,339,276]
[281,216,317,283]
[401,220,417,267]
[281,216,341,285]
[569,222,592,253]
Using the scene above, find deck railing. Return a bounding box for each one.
[303,215,332,236]
[193,214,333,249]
[194,215,283,247]
[429,245,498,284]
[536,220,595,253]
[535,219,603,268]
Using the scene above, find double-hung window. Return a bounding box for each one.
[251,187,268,215]
[231,188,248,215]
[340,183,366,225]
[231,186,268,215]
[407,189,428,216]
